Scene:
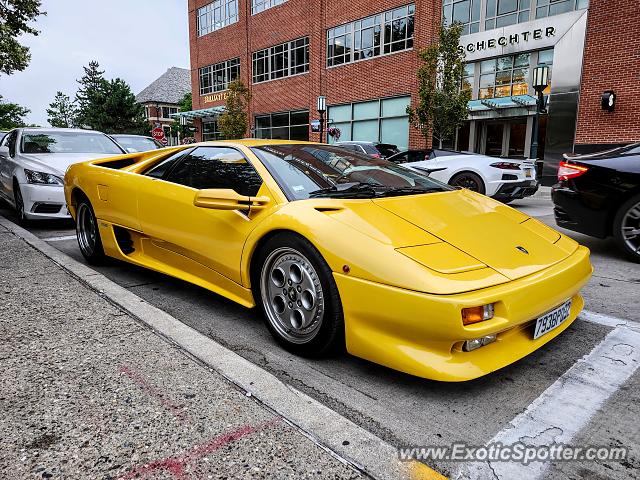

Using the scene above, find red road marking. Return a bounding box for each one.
[118,418,280,480]
[119,365,191,424]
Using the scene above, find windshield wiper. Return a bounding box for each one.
[375,186,444,198]
[308,182,380,198]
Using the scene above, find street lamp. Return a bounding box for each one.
[317,95,327,143]
[530,64,550,161]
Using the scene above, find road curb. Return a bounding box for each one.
[0,215,446,480]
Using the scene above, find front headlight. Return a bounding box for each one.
[24,169,63,186]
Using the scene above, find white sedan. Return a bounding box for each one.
[0,128,125,223]
[387,149,539,202]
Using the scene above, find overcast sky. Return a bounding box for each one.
[0,0,190,126]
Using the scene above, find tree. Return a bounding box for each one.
[407,23,470,148]
[218,80,251,140]
[46,91,77,128]
[0,95,30,129]
[74,60,106,129]
[171,92,193,139]
[93,78,149,134]
[0,0,45,75]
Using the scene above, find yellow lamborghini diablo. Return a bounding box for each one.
[64,140,592,381]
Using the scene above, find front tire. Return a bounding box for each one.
[450,172,486,195]
[76,198,106,265]
[253,232,344,357]
[613,193,640,263]
[13,183,30,226]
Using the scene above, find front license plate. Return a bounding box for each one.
[533,300,572,339]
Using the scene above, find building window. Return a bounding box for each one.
[327,4,415,67]
[203,119,222,141]
[327,96,411,150]
[161,107,179,119]
[461,63,475,93]
[197,0,239,37]
[443,0,481,35]
[479,53,530,99]
[252,37,309,84]
[200,58,241,95]
[535,0,588,19]
[538,48,553,94]
[255,110,309,140]
[252,0,287,15]
[485,0,531,30]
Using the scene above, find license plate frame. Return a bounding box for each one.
[533,300,572,340]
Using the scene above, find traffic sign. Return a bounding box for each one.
[152,127,165,140]
[161,137,168,146]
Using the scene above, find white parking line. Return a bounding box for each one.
[44,235,77,242]
[458,316,640,479]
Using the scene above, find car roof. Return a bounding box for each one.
[111,134,153,138]
[20,127,106,135]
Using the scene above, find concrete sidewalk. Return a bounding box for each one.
[0,223,364,479]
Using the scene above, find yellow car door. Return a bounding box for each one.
[136,145,273,285]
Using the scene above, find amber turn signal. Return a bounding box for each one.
[462,304,495,326]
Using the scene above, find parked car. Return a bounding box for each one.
[334,141,400,158]
[0,128,125,222]
[388,148,539,203]
[552,143,640,262]
[65,140,592,381]
[0,131,8,144]
[111,134,163,153]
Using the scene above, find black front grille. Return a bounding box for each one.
[33,203,62,214]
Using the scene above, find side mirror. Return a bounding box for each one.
[194,189,270,211]
[0,146,9,157]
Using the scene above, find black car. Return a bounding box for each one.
[334,141,400,159]
[552,143,640,262]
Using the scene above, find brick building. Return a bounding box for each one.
[181,0,640,183]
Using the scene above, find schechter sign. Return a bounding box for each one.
[202,91,230,105]
[457,9,587,62]
[459,26,556,54]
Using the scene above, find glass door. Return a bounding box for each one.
[485,123,504,157]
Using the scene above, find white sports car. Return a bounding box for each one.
[0,128,125,222]
[388,149,539,203]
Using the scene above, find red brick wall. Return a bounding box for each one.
[187,0,440,146]
[575,0,640,147]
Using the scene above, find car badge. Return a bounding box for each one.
[516,246,529,255]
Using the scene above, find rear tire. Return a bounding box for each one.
[76,197,106,265]
[450,172,486,195]
[613,193,640,263]
[252,232,344,357]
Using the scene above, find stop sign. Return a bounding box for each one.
[152,127,165,140]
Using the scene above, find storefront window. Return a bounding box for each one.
[252,37,309,84]
[327,5,414,67]
[327,96,411,150]
[479,53,530,99]
[251,0,287,15]
[254,110,309,140]
[199,58,240,95]
[203,119,223,141]
[443,0,481,35]
[461,63,475,93]
[197,0,238,37]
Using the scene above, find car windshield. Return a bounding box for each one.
[21,132,123,155]
[113,135,161,152]
[251,144,452,200]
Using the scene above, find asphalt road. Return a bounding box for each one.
[2,192,639,479]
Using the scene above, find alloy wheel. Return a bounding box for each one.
[260,247,325,344]
[621,201,640,256]
[454,174,481,192]
[14,187,26,222]
[76,203,97,258]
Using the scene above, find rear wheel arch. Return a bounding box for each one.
[449,170,486,194]
[607,186,640,236]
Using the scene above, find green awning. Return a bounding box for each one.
[171,106,225,120]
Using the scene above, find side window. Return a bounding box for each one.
[166,147,264,196]
[7,132,17,157]
[145,148,193,179]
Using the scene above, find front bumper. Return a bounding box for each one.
[20,184,71,220]
[336,245,592,382]
[492,179,539,201]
